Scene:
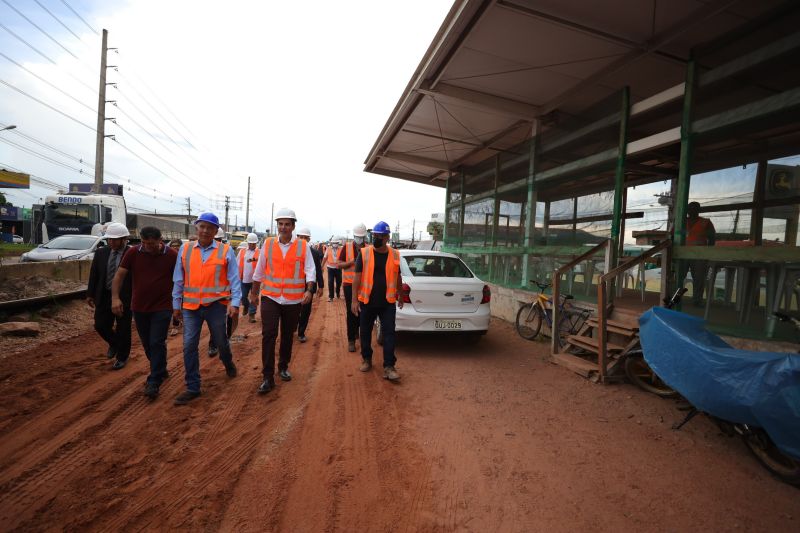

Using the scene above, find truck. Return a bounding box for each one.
[41,191,192,243]
[229,231,248,248]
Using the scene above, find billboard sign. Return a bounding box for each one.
[68,183,124,195]
[1,205,20,220]
[0,169,30,189]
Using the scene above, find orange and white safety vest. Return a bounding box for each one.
[181,242,232,310]
[357,245,400,305]
[342,242,357,285]
[238,247,260,279]
[259,237,308,302]
[326,245,339,268]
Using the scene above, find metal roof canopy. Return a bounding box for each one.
[364,0,794,190]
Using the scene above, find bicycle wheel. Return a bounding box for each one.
[515,303,543,340]
[623,352,678,397]
[742,429,800,486]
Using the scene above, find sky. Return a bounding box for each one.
[0,0,454,240]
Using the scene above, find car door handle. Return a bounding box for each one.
[444,292,454,296]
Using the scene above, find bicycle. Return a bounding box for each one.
[515,280,591,344]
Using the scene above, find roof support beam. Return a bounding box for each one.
[380,151,453,171]
[416,82,540,120]
[538,0,741,116]
[453,119,530,167]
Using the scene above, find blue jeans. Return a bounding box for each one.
[182,302,234,393]
[241,282,256,315]
[359,303,396,368]
[133,309,172,386]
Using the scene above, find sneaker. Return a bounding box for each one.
[144,382,159,399]
[383,366,400,381]
[174,390,201,405]
[359,359,372,372]
[208,346,219,358]
[258,380,274,394]
[249,315,256,323]
[348,341,356,352]
[279,369,292,381]
[298,335,307,343]
[225,362,238,378]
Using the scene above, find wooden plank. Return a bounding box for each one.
[673,245,800,262]
[586,317,639,331]
[566,335,626,353]
[585,319,639,336]
[552,353,598,378]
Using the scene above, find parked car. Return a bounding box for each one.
[20,235,105,262]
[12,234,23,244]
[395,250,490,338]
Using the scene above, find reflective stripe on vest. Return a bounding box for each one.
[687,217,712,246]
[182,242,232,310]
[326,246,339,268]
[342,241,356,284]
[238,247,260,279]
[259,237,308,300]
[357,245,399,304]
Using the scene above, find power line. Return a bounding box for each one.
[33,0,82,42]
[0,77,95,130]
[2,0,79,60]
[59,0,98,36]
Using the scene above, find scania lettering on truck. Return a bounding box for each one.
[42,193,126,242]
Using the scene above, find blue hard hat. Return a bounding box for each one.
[195,212,220,227]
[372,221,391,235]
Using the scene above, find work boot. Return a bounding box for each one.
[208,345,219,358]
[359,359,372,372]
[328,297,333,302]
[144,382,159,400]
[298,335,307,343]
[348,341,356,352]
[112,359,127,370]
[174,390,201,405]
[279,369,292,381]
[383,366,400,382]
[258,379,274,394]
[249,315,256,323]
[106,346,116,359]
[225,362,238,378]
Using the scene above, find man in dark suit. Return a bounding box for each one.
[296,227,323,343]
[87,222,132,370]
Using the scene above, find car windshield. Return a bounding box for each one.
[42,236,97,250]
[401,255,473,278]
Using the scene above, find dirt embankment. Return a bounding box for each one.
[0,298,797,531]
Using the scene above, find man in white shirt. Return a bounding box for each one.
[249,208,316,394]
[238,233,260,323]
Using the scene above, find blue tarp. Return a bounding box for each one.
[639,307,800,459]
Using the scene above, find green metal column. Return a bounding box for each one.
[443,175,451,244]
[459,171,465,246]
[488,154,501,280]
[522,125,539,287]
[674,59,696,246]
[610,86,630,263]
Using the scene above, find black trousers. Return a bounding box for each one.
[343,283,359,341]
[298,299,313,336]
[327,268,342,298]
[260,297,301,379]
[94,290,132,361]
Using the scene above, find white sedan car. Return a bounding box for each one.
[395,250,490,337]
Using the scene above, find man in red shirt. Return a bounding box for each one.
[112,226,179,399]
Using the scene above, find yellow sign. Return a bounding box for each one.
[0,169,30,189]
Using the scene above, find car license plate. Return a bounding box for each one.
[435,320,461,330]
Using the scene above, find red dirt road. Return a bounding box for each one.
[0,298,797,531]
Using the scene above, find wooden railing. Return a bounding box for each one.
[551,239,611,355]
[596,239,672,380]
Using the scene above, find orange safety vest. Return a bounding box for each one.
[686,217,713,246]
[326,245,339,268]
[259,237,308,301]
[357,245,400,305]
[181,242,232,310]
[342,242,357,285]
[238,246,260,279]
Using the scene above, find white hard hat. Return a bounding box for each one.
[297,227,311,237]
[103,222,129,239]
[215,227,225,239]
[353,223,367,237]
[246,232,259,243]
[275,207,297,221]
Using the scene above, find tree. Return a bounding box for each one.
[0,191,7,205]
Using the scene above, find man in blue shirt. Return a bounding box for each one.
[172,212,242,405]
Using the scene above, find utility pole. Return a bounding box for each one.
[270,203,274,236]
[245,176,251,232]
[93,29,109,193]
[224,195,230,232]
[411,219,416,245]
[185,196,191,218]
